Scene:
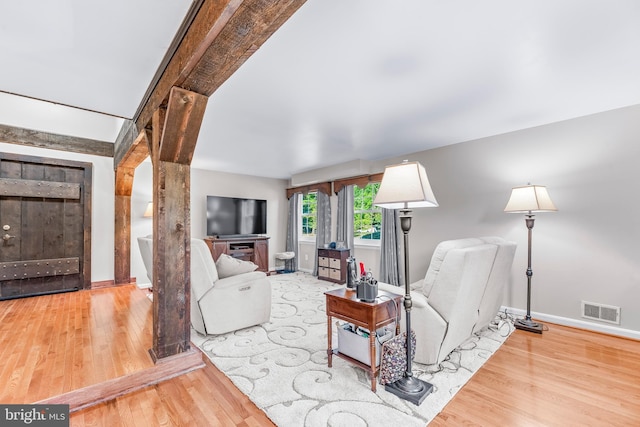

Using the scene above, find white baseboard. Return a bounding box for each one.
[502,306,640,340]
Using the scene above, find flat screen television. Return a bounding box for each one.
[206,195,267,237]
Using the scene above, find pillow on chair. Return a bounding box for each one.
[215,254,259,278]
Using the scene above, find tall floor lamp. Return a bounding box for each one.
[374,160,438,405]
[504,184,557,333]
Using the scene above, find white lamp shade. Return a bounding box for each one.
[504,185,557,213]
[143,201,153,218]
[374,160,439,209]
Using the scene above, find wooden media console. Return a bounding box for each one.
[203,236,269,272]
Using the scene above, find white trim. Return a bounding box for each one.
[298,267,313,274]
[502,306,640,340]
[353,239,380,248]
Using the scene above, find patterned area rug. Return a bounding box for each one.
[191,272,513,426]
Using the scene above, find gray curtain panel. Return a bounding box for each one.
[379,208,404,286]
[336,185,354,251]
[313,191,332,276]
[285,194,299,271]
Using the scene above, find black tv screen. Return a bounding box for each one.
[206,195,267,237]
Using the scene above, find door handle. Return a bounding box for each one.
[2,233,14,241]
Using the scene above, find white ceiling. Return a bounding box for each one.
[1,0,640,179]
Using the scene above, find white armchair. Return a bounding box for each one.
[190,238,271,335]
[137,234,153,284]
[137,236,272,335]
[378,236,516,365]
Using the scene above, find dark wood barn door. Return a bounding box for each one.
[0,152,92,299]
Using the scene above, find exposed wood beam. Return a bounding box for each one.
[113,120,149,170]
[179,0,306,96]
[113,128,152,285]
[119,129,151,170]
[0,123,113,158]
[132,0,206,124]
[37,349,204,412]
[108,0,307,362]
[159,87,208,164]
[114,166,135,285]
[131,0,306,141]
[149,102,195,361]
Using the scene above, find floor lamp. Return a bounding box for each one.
[374,160,438,405]
[504,184,557,333]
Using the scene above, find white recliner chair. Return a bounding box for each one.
[137,236,272,335]
[137,234,154,285]
[378,236,516,365]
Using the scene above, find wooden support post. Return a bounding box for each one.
[113,125,151,286]
[150,159,192,360]
[110,0,304,363]
[149,88,208,361]
[114,167,135,285]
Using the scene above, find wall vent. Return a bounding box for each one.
[581,301,620,325]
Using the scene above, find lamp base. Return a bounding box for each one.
[384,375,433,405]
[515,318,543,334]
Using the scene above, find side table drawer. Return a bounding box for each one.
[319,256,329,267]
[329,269,341,281]
[329,258,341,269]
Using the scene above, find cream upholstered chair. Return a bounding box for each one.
[137,235,153,285]
[378,236,516,365]
[137,236,271,335]
[190,238,271,335]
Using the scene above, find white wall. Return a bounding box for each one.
[131,162,289,286]
[291,104,640,335]
[370,104,640,333]
[0,142,115,282]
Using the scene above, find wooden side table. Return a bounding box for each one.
[325,288,401,392]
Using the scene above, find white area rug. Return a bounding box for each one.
[191,272,513,426]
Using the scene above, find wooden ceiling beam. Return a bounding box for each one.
[116,127,151,171]
[133,0,306,135]
[0,123,113,158]
[159,87,208,165]
[177,0,307,96]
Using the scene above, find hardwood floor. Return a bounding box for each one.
[432,323,640,426]
[1,285,638,426]
[0,285,154,403]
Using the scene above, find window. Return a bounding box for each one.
[301,192,317,238]
[354,183,381,242]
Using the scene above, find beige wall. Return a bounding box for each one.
[131,162,289,286]
[372,104,640,334]
[294,104,640,336]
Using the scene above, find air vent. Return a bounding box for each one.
[581,301,620,325]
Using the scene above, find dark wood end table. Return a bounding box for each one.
[325,287,401,392]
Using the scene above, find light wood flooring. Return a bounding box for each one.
[1,285,638,426]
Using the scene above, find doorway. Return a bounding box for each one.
[0,152,92,299]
